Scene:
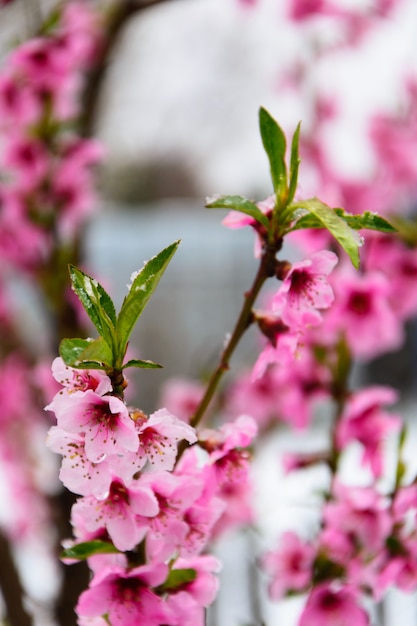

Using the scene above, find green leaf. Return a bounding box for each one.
[116,240,180,360]
[289,198,364,269]
[61,540,120,561]
[289,212,323,231]
[122,359,163,369]
[76,336,113,367]
[69,265,116,349]
[206,194,270,230]
[59,337,92,366]
[333,209,396,233]
[158,568,197,593]
[259,107,287,201]
[288,122,301,204]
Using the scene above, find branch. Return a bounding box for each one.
[81,0,181,137]
[0,529,33,626]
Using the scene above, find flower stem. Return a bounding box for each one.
[190,241,281,429]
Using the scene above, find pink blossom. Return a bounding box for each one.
[72,478,159,552]
[76,562,170,625]
[336,386,401,477]
[51,166,97,238]
[262,531,315,598]
[230,348,330,430]
[199,415,258,454]
[323,483,391,556]
[203,443,256,536]
[47,426,113,498]
[166,555,221,626]
[378,537,417,595]
[46,389,139,463]
[140,471,206,560]
[289,0,342,21]
[51,357,112,396]
[364,233,417,320]
[325,268,403,359]
[251,315,300,381]
[299,583,369,626]
[273,250,338,329]
[59,1,102,66]
[2,134,49,190]
[135,408,197,470]
[0,70,41,126]
[159,377,204,423]
[11,38,70,91]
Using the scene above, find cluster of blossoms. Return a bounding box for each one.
[0,1,104,271]
[2,0,417,624]
[263,477,417,625]
[182,196,416,623]
[46,356,259,624]
[0,5,107,619]
[187,4,417,622]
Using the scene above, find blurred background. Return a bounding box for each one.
[2,0,417,624]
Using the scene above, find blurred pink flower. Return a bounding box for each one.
[262,531,315,598]
[300,583,369,626]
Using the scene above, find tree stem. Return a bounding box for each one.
[190,242,280,429]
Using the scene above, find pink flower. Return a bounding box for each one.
[76,562,170,625]
[136,408,197,471]
[2,134,49,190]
[140,471,205,560]
[378,538,417,595]
[11,37,70,90]
[159,377,204,423]
[364,233,417,320]
[262,532,315,599]
[199,415,258,454]
[323,483,391,556]
[251,314,300,381]
[273,250,338,329]
[198,418,257,537]
[0,70,41,126]
[325,268,403,359]
[299,583,369,626]
[51,357,112,396]
[47,426,113,498]
[72,478,159,552]
[166,555,221,626]
[289,0,341,21]
[46,389,138,463]
[336,386,401,478]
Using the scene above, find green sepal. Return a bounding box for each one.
[259,107,287,202]
[157,568,197,593]
[116,240,180,361]
[69,265,116,349]
[206,194,270,230]
[61,540,120,561]
[122,359,163,370]
[288,122,301,204]
[288,198,363,269]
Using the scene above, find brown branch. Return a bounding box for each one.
[81,0,181,137]
[0,529,33,626]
